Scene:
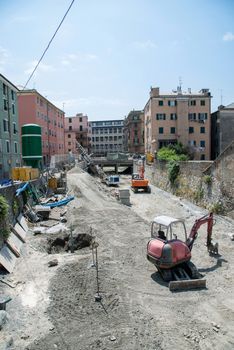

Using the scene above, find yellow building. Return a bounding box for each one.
[144,86,212,160]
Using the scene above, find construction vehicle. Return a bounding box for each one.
[104,175,120,186]
[147,212,219,291]
[131,158,151,193]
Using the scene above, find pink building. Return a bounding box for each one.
[17,89,65,166]
[64,113,91,154]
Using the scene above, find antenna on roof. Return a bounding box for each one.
[179,76,182,90]
[220,89,223,105]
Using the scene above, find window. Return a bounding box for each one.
[200,140,205,147]
[12,104,15,114]
[133,115,139,120]
[100,137,103,141]
[69,118,72,123]
[171,127,176,134]
[68,134,71,138]
[189,140,196,146]
[79,117,82,122]
[3,119,8,132]
[189,127,194,134]
[13,122,17,134]
[200,127,205,133]
[159,127,164,134]
[68,142,71,145]
[6,140,10,153]
[3,99,7,111]
[170,113,177,120]
[168,100,176,106]
[200,100,205,106]
[158,100,164,106]
[190,100,196,106]
[114,136,117,141]
[68,149,71,152]
[80,125,83,131]
[14,142,18,153]
[69,126,72,131]
[96,137,99,141]
[3,83,7,95]
[11,90,15,100]
[188,113,196,120]
[198,113,208,120]
[200,154,205,160]
[156,114,166,120]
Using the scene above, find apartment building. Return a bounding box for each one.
[64,113,91,154]
[90,119,124,156]
[17,89,65,166]
[211,103,234,160]
[0,74,21,179]
[123,110,144,154]
[144,86,212,160]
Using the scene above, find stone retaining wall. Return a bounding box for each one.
[146,144,234,215]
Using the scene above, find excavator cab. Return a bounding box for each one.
[151,216,187,242]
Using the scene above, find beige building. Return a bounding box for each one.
[144,87,212,160]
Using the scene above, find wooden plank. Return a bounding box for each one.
[0,245,17,273]
[6,232,23,257]
[17,213,28,232]
[12,223,27,243]
[169,279,206,291]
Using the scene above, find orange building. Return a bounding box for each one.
[18,89,65,166]
[123,110,145,154]
[64,113,91,154]
[144,87,212,160]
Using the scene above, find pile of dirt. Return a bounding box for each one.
[46,233,93,254]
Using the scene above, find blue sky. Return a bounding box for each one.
[0,0,233,120]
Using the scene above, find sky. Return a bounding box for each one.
[0,0,234,120]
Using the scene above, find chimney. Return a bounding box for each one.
[150,87,159,98]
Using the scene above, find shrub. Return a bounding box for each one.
[0,195,10,240]
[157,148,189,162]
[210,201,225,214]
[203,175,212,185]
[193,187,204,203]
[167,161,180,184]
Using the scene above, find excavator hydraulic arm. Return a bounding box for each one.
[187,212,218,254]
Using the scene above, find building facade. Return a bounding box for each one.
[211,103,234,160]
[17,89,65,166]
[123,110,144,154]
[64,113,91,154]
[0,74,21,179]
[144,87,212,160]
[90,119,124,156]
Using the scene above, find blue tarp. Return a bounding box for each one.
[15,182,29,197]
[41,195,74,208]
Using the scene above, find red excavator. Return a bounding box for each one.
[147,212,219,291]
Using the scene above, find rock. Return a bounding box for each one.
[109,335,116,341]
[48,259,58,267]
[49,326,55,331]
[0,310,7,330]
[21,335,30,340]
[213,327,219,332]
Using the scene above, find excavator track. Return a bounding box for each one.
[157,262,206,291]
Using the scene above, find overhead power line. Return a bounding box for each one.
[23,0,75,89]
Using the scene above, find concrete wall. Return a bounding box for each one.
[146,144,234,214]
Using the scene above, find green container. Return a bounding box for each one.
[22,124,42,168]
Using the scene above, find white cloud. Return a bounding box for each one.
[24,60,55,75]
[223,32,234,41]
[61,52,98,66]
[133,40,157,49]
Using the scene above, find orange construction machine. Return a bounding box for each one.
[131,158,151,193]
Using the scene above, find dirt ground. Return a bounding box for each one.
[1,166,234,350]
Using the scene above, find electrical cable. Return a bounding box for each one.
[23,0,75,90]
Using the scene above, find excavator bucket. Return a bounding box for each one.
[207,242,219,255]
[169,278,206,291]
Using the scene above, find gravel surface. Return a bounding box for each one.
[1,167,234,350]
